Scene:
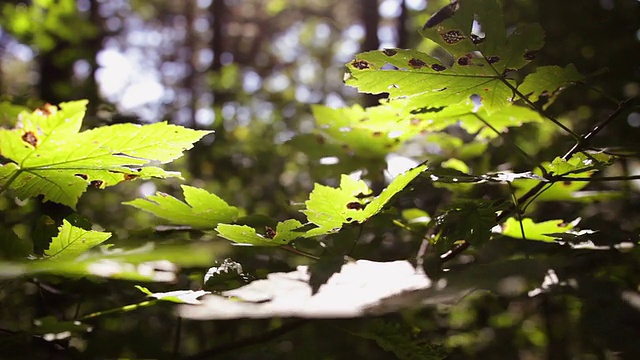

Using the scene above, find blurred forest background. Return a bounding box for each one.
[1,0,640,358]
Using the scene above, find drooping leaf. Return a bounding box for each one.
[499,217,577,242]
[203,258,248,291]
[303,164,427,236]
[308,255,347,294]
[44,219,112,260]
[124,185,239,229]
[216,219,305,246]
[0,101,211,208]
[135,285,210,305]
[514,152,618,203]
[519,64,584,103]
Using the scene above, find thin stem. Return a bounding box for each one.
[551,174,640,182]
[347,223,365,255]
[280,245,320,260]
[562,97,635,160]
[78,300,158,321]
[499,75,582,140]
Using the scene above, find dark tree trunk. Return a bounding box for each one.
[360,0,383,108]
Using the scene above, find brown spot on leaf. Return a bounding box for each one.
[124,174,139,181]
[487,56,500,64]
[346,202,366,210]
[457,56,471,66]
[316,135,325,144]
[36,103,57,117]
[265,226,276,239]
[523,51,537,60]
[90,180,104,188]
[563,181,572,186]
[431,64,446,71]
[351,59,371,70]
[75,174,88,180]
[372,131,382,137]
[383,48,397,56]
[22,131,38,147]
[408,58,427,69]
[441,30,465,44]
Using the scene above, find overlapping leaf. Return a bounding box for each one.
[124,185,239,229]
[44,220,112,260]
[312,100,543,158]
[303,164,427,236]
[214,165,427,245]
[0,101,211,208]
[499,217,577,242]
[216,219,305,246]
[514,152,618,203]
[345,0,582,114]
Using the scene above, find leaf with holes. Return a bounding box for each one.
[0,100,211,208]
[44,219,112,260]
[345,0,580,114]
[216,219,305,246]
[124,185,239,229]
[303,164,427,237]
[519,65,584,104]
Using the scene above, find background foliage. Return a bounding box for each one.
[1,0,640,359]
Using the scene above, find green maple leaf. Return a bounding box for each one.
[0,101,211,208]
[500,217,576,242]
[44,219,112,260]
[124,185,239,229]
[519,64,584,104]
[345,0,581,114]
[303,164,427,236]
[514,152,618,203]
[216,219,304,246]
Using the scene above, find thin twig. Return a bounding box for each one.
[442,98,634,263]
[280,245,320,260]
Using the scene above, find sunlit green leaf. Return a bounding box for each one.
[124,185,239,229]
[303,165,427,236]
[216,219,305,246]
[44,219,111,260]
[500,217,577,242]
[519,65,584,103]
[0,101,211,208]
